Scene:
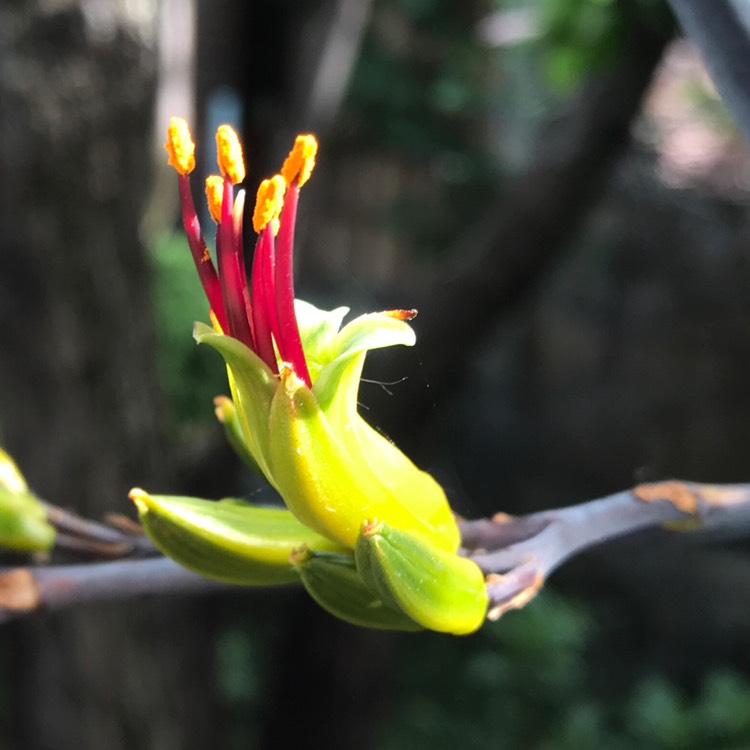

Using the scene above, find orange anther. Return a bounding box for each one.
[252,175,287,234]
[216,125,246,184]
[205,175,224,223]
[280,134,318,187]
[164,117,196,175]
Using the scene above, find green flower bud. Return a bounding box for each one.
[0,449,55,553]
[355,520,488,635]
[290,546,422,631]
[131,490,346,586]
[0,447,28,495]
[0,488,56,553]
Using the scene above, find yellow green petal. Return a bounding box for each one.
[269,366,454,548]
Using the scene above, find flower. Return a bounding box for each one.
[163,118,460,552]
[149,119,490,634]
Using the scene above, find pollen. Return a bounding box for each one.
[253,174,287,234]
[164,117,196,175]
[281,134,318,187]
[215,125,246,184]
[205,175,224,223]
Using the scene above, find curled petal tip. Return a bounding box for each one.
[385,309,418,321]
[128,487,150,513]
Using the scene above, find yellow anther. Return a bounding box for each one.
[215,125,246,184]
[253,175,287,234]
[205,175,224,223]
[280,134,318,187]
[164,117,196,175]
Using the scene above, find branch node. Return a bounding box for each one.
[485,564,544,622]
[460,515,550,553]
[633,480,699,514]
[0,569,40,614]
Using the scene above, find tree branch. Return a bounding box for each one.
[667,0,750,145]
[468,480,750,620]
[365,15,673,446]
[44,502,157,558]
[2,479,749,625]
[0,557,238,623]
[415,23,669,390]
[293,0,374,132]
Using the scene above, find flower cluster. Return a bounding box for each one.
[131,120,487,634]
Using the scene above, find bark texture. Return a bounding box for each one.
[0,2,217,748]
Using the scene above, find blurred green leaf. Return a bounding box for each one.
[150,232,226,431]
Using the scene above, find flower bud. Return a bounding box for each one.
[291,546,422,631]
[0,449,55,553]
[131,490,345,586]
[355,520,488,635]
[0,489,56,553]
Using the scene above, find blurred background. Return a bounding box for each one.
[3,0,750,747]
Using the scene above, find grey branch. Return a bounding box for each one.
[667,0,750,146]
[2,479,749,623]
[0,557,238,623]
[467,480,750,620]
[44,502,157,558]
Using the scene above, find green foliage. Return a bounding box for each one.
[538,0,672,94]
[539,0,625,93]
[343,0,674,258]
[212,595,750,748]
[215,624,269,750]
[150,232,226,431]
[377,593,750,749]
[628,672,750,749]
[345,0,501,257]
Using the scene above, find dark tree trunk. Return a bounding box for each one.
[0,2,218,748]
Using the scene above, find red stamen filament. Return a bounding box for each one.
[250,227,279,373]
[177,174,227,332]
[217,177,254,349]
[274,183,311,387]
[172,126,314,387]
[232,192,257,347]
